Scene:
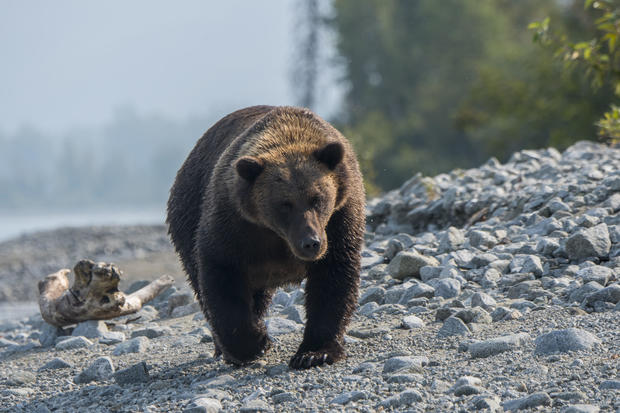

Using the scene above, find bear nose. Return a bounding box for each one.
[301,235,321,254]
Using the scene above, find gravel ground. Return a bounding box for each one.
[0,141,619,412]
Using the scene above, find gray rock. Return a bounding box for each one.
[468,333,530,358]
[576,265,612,285]
[431,278,461,299]
[400,283,435,302]
[387,251,439,280]
[239,399,273,412]
[455,308,492,324]
[470,292,497,310]
[39,357,73,371]
[569,281,604,304]
[171,302,201,318]
[166,291,193,315]
[39,323,65,347]
[566,223,611,260]
[131,326,172,339]
[469,230,498,249]
[113,336,149,355]
[330,390,367,405]
[55,336,92,350]
[74,357,115,384]
[99,331,126,345]
[72,320,108,338]
[382,355,428,374]
[534,328,601,355]
[379,388,423,408]
[438,227,465,252]
[113,361,149,385]
[272,392,295,403]
[502,392,551,411]
[584,284,620,305]
[521,255,544,276]
[265,317,300,335]
[454,384,483,396]
[280,305,305,324]
[561,405,600,413]
[491,306,523,321]
[599,379,620,390]
[437,316,470,337]
[420,265,442,282]
[401,315,425,329]
[272,290,290,306]
[359,286,386,305]
[193,375,236,389]
[385,373,423,383]
[471,396,502,412]
[6,371,36,385]
[358,302,380,316]
[184,397,222,413]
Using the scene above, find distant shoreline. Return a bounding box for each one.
[0,207,166,242]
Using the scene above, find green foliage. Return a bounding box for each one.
[530,0,620,143]
[327,0,613,192]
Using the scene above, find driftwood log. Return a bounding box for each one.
[38,259,174,327]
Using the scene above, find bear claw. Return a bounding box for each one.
[289,351,332,369]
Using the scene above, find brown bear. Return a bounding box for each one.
[166,105,365,369]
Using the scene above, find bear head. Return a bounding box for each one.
[234,141,347,261]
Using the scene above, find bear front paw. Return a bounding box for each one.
[222,332,271,366]
[289,341,345,369]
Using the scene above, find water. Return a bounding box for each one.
[0,302,39,323]
[0,207,166,242]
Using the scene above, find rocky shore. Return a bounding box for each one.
[0,141,619,412]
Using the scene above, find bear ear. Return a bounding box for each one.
[235,156,264,182]
[314,142,344,170]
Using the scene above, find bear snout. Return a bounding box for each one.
[301,234,321,255]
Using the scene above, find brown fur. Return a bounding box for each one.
[167,105,365,369]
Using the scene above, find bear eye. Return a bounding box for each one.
[310,196,321,209]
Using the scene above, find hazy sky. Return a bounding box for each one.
[0,1,336,135]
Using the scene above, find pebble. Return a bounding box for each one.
[73,357,115,384]
[113,361,150,385]
[113,336,149,355]
[599,379,620,390]
[437,316,470,337]
[183,397,222,413]
[382,356,428,374]
[430,278,461,299]
[55,336,93,350]
[379,388,423,408]
[565,223,611,260]
[470,292,497,310]
[72,320,108,338]
[561,405,600,413]
[330,390,367,405]
[534,328,601,355]
[502,391,552,411]
[131,326,172,339]
[401,315,425,329]
[265,317,300,335]
[468,333,530,358]
[38,357,73,371]
[386,251,439,280]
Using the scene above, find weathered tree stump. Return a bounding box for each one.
[38,259,174,327]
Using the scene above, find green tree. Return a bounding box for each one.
[530,0,620,142]
[325,0,612,193]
